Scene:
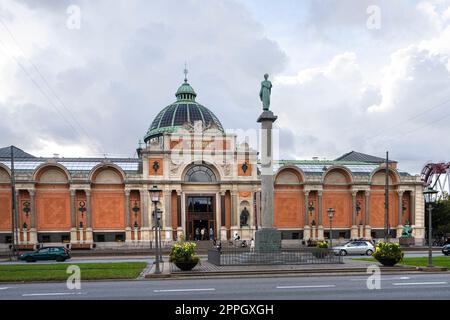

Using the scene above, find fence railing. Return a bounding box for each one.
[208,247,342,266]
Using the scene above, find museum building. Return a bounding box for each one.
[0,77,425,250]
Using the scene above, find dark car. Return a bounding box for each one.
[442,244,450,256]
[19,246,71,263]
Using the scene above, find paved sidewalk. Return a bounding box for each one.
[144,257,424,279]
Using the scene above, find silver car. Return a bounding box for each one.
[332,241,375,256]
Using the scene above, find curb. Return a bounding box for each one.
[144,266,437,279]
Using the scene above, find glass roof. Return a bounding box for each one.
[0,160,140,172]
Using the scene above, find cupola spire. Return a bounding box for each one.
[183,62,188,83]
[175,64,197,101]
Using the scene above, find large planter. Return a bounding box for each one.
[375,257,401,267]
[312,249,329,259]
[174,260,199,271]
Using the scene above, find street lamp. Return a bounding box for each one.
[327,208,335,248]
[149,185,162,274]
[423,187,438,268]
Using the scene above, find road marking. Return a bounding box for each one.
[392,282,448,286]
[351,276,411,281]
[153,288,215,293]
[276,285,336,289]
[22,292,85,297]
[0,287,9,290]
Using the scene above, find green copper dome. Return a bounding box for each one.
[144,79,224,142]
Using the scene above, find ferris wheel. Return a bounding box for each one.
[421,162,450,198]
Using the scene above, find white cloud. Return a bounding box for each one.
[1,0,450,175]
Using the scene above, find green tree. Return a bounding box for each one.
[430,193,450,238]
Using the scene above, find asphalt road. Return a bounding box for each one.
[1,272,449,300]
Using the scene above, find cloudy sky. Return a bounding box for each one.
[1,0,450,174]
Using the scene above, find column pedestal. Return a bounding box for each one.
[220,226,227,241]
[140,227,151,241]
[359,225,364,238]
[85,227,93,244]
[177,227,184,241]
[303,226,311,240]
[29,228,37,244]
[22,229,28,244]
[317,225,324,240]
[396,225,403,239]
[350,225,358,239]
[364,226,372,239]
[125,227,132,243]
[311,226,317,240]
[79,228,84,244]
[70,227,78,244]
[230,226,240,240]
[413,226,425,246]
[165,227,173,241]
[255,228,281,250]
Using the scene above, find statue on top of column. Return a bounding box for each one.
[259,74,272,111]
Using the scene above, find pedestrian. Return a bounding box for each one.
[209,227,214,241]
[195,227,200,241]
[200,227,205,241]
[250,238,255,252]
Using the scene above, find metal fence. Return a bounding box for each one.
[207,247,342,266]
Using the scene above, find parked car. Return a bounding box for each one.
[332,241,375,256]
[442,244,450,256]
[19,246,71,263]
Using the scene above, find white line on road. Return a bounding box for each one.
[0,287,9,290]
[276,285,336,289]
[392,282,448,286]
[351,276,411,281]
[22,292,86,297]
[153,288,216,293]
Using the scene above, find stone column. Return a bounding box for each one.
[181,192,186,240]
[12,190,19,245]
[29,189,37,244]
[413,187,425,245]
[364,191,371,239]
[176,190,183,240]
[215,192,221,240]
[351,191,358,239]
[70,189,78,244]
[410,191,415,226]
[85,190,93,244]
[164,189,172,241]
[230,190,240,240]
[125,189,132,243]
[140,189,150,241]
[317,191,324,240]
[396,190,404,238]
[255,110,281,250]
[303,190,311,240]
[220,191,227,241]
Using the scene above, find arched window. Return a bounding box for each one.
[185,165,217,183]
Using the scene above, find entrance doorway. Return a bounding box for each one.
[186,196,215,241]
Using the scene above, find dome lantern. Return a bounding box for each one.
[143,70,224,143]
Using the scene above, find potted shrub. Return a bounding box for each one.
[372,241,404,266]
[312,240,329,259]
[169,242,200,271]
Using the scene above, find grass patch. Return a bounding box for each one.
[353,257,450,268]
[0,262,147,282]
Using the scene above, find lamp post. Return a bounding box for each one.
[423,187,438,268]
[327,208,335,248]
[149,185,162,274]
